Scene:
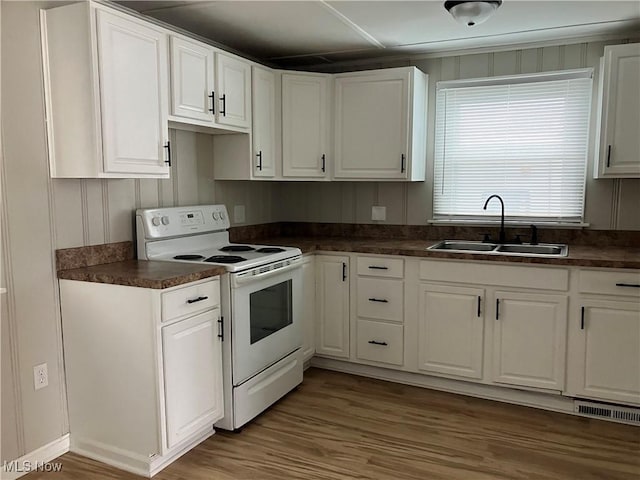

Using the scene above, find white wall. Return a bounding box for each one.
[273,40,640,230]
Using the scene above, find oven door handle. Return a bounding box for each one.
[233,261,302,285]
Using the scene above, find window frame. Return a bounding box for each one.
[431,67,594,226]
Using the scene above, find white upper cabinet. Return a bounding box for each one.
[595,43,640,178]
[333,67,428,181]
[216,53,252,129]
[168,36,251,132]
[42,2,170,178]
[282,73,331,179]
[169,36,216,123]
[251,66,277,178]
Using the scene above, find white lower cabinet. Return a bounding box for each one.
[59,277,223,477]
[566,268,640,406]
[418,284,485,380]
[162,310,223,449]
[301,255,316,362]
[492,291,568,390]
[315,255,350,358]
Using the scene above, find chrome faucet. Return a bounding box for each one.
[483,194,506,244]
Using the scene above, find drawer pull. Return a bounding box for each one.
[615,283,640,288]
[495,298,500,320]
[342,263,347,281]
[477,296,481,318]
[186,296,208,304]
[218,316,224,341]
[581,306,585,330]
[368,266,388,270]
[368,298,388,303]
[368,340,388,346]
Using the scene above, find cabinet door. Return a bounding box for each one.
[334,71,409,179]
[418,284,484,380]
[282,74,330,178]
[169,36,215,122]
[301,256,316,362]
[598,43,640,177]
[162,309,223,449]
[216,53,251,128]
[492,291,567,390]
[315,255,349,358]
[569,299,640,405]
[96,10,169,175]
[252,66,277,178]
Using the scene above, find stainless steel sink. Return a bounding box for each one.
[496,244,568,256]
[428,240,568,257]
[428,240,498,252]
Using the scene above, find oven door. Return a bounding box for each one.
[231,261,302,386]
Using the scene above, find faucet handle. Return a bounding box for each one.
[482,233,492,243]
[530,225,538,245]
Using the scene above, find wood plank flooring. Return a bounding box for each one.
[25,368,640,479]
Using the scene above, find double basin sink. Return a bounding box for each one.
[428,240,568,257]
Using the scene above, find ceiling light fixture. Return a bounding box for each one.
[444,1,503,27]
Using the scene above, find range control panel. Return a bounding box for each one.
[137,204,230,239]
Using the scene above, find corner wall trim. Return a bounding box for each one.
[1,434,70,480]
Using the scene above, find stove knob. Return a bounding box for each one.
[151,217,161,226]
[212,212,220,220]
[161,216,170,225]
[219,211,226,220]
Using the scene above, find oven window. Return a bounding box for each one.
[250,280,293,344]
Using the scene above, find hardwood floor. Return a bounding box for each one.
[25,368,640,480]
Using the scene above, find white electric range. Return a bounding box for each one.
[136,205,303,430]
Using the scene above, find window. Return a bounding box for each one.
[433,69,593,224]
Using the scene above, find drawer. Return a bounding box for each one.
[357,277,403,322]
[579,269,640,298]
[357,256,404,278]
[162,279,220,322]
[356,320,403,366]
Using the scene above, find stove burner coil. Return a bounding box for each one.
[256,247,285,253]
[173,254,205,260]
[205,255,246,264]
[219,245,255,252]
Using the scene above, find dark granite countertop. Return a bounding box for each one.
[58,259,226,289]
[249,236,640,270]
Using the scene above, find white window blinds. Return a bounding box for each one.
[433,69,593,223]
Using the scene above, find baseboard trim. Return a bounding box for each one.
[70,427,215,478]
[1,434,70,480]
[311,357,575,415]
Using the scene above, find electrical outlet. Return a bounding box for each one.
[371,206,386,221]
[234,205,246,224]
[34,363,48,390]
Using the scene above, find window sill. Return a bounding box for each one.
[428,219,590,229]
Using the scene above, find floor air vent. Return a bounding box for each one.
[575,400,640,425]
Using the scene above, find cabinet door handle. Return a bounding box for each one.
[581,306,585,330]
[208,91,215,114]
[368,340,388,346]
[342,262,347,281]
[615,283,640,288]
[368,265,388,270]
[218,316,224,341]
[606,145,611,168]
[186,295,208,304]
[220,94,226,116]
[477,296,482,318]
[401,153,406,173]
[256,151,262,171]
[368,298,388,303]
[495,298,500,320]
[164,141,171,166]
[321,154,326,173]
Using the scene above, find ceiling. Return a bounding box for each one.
[117,1,640,68]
